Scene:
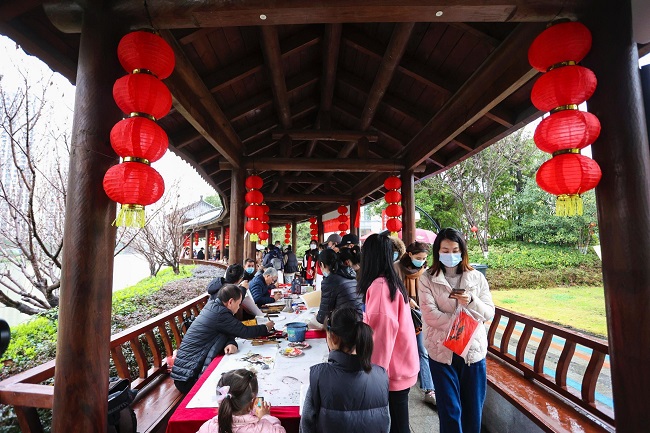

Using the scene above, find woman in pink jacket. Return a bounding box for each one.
[197,369,286,433]
[358,234,419,433]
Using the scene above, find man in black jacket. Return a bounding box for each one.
[171,284,275,393]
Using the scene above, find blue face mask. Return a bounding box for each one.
[439,253,462,268]
[393,251,399,261]
[322,270,330,278]
[411,259,426,268]
[245,267,255,274]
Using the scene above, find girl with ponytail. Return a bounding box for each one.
[299,308,390,433]
[197,369,286,433]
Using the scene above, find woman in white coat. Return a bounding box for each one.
[418,228,494,433]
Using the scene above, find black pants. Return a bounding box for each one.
[388,388,410,433]
[174,378,197,394]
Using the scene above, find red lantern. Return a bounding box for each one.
[386,218,402,232]
[245,220,263,234]
[259,231,269,241]
[536,153,602,216]
[339,223,349,232]
[338,214,349,223]
[261,204,270,213]
[245,205,264,219]
[309,217,317,224]
[528,22,592,72]
[385,191,402,204]
[113,73,172,120]
[261,222,269,232]
[285,229,291,234]
[384,176,402,190]
[337,205,348,214]
[110,117,168,162]
[260,214,270,223]
[285,224,291,229]
[534,110,601,153]
[118,31,175,79]
[246,175,264,190]
[310,223,318,230]
[531,66,597,112]
[245,190,264,205]
[310,229,318,236]
[284,233,291,240]
[385,204,403,218]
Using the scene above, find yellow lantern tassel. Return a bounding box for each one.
[113,204,146,228]
[555,194,583,216]
[390,231,398,236]
[250,233,259,242]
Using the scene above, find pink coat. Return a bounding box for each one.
[364,277,419,391]
[196,413,286,433]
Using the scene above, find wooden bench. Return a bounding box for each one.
[0,294,209,433]
[486,307,614,433]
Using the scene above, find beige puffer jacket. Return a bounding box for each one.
[418,269,495,365]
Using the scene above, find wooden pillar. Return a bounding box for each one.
[268,224,274,245]
[401,170,415,247]
[349,200,359,236]
[219,226,225,260]
[291,219,297,248]
[317,214,324,244]
[229,169,245,264]
[52,4,121,431]
[584,2,650,431]
[203,229,209,259]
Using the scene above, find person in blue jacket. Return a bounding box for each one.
[249,267,283,306]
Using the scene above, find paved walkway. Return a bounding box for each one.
[408,386,441,433]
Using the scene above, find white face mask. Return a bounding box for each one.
[439,253,462,268]
[310,244,317,250]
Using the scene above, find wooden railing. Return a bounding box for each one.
[0,294,209,432]
[487,306,613,428]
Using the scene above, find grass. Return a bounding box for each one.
[491,286,608,338]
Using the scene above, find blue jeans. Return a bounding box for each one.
[417,331,434,391]
[429,354,486,433]
[388,388,410,433]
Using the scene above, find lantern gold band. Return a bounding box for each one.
[123,156,151,165]
[547,60,577,72]
[551,104,579,114]
[129,112,157,121]
[131,68,158,78]
[552,148,581,157]
[121,204,145,211]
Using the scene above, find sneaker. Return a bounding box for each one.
[424,390,437,405]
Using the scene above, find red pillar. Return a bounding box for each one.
[584,1,650,431]
[52,3,122,431]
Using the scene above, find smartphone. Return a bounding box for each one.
[449,288,466,298]
[257,396,264,407]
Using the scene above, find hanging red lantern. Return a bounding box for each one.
[531,66,597,112]
[310,216,318,241]
[285,228,291,235]
[337,205,348,214]
[337,205,349,235]
[338,214,349,223]
[385,204,403,218]
[386,218,402,233]
[118,31,175,79]
[245,220,263,234]
[285,224,291,229]
[528,21,592,72]
[113,73,172,120]
[309,217,317,224]
[260,222,269,232]
[338,223,349,232]
[245,205,264,219]
[110,117,168,162]
[183,237,190,247]
[260,213,270,223]
[259,231,269,241]
[534,110,600,153]
[244,190,263,204]
[385,191,402,204]
[529,21,602,216]
[310,228,318,236]
[244,175,264,241]
[103,162,165,227]
[384,176,402,190]
[246,175,264,190]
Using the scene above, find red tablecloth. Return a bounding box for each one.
[166,330,326,433]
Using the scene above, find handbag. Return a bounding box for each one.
[108,378,138,433]
[443,306,481,358]
[410,307,423,334]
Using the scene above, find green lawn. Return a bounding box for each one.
[491,286,608,338]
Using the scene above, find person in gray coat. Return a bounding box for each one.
[300,307,390,433]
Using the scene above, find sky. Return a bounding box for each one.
[1,35,649,206]
[0,35,216,207]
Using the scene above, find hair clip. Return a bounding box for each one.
[216,385,231,403]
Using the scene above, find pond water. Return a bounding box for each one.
[0,253,151,328]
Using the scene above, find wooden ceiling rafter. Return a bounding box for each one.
[160,30,242,167]
[219,157,424,172]
[271,130,379,142]
[260,25,293,130]
[239,99,317,143]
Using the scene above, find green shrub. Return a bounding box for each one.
[468,241,600,270]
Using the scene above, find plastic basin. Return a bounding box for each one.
[286,322,307,342]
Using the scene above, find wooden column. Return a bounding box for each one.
[203,229,209,259]
[268,224,274,245]
[317,214,324,244]
[584,2,650,431]
[219,226,225,260]
[291,219,297,248]
[349,200,359,236]
[229,169,245,264]
[51,3,121,431]
[401,170,415,247]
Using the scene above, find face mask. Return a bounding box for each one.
[393,251,399,261]
[310,245,317,250]
[439,253,462,268]
[245,267,254,274]
[411,259,425,268]
[322,270,330,278]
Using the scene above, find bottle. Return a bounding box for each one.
[291,275,302,295]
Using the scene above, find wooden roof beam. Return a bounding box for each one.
[0,0,43,21]
[220,158,425,172]
[169,127,203,150]
[267,209,313,216]
[160,31,242,167]
[403,23,545,170]
[260,26,292,130]
[271,130,378,142]
[265,194,351,203]
[239,99,317,143]
[48,1,588,29]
